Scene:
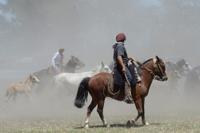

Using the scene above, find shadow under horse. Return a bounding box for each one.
[74,56,168,128]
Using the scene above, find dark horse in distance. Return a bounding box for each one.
[165,59,191,91]
[74,56,167,128]
[184,65,200,95]
[33,56,85,92]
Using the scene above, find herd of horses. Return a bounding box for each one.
[4,55,200,127]
[5,56,83,101]
[166,58,200,94]
[5,56,111,101]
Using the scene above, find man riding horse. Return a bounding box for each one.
[52,48,65,74]
[113,33,141,103]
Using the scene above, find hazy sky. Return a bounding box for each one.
[0,0,200,82]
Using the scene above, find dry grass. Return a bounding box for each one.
[0,114,200,133]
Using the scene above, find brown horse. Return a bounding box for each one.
[74,56,167,128]
[6,74,40,101]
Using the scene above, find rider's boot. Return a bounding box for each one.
[124,83,133,104]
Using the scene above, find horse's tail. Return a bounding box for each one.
[74,77,90,108]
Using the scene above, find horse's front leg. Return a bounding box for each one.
[97,99,109,127]
[25,87,32,101]
[142,98,149,126]
[127,97,143,127]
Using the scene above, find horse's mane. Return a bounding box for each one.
[141,58,153,65]
[136,58,153,75]
[24,76,32,84]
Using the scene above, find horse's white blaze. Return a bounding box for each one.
[153,57,157,64]
[31,75,40,83]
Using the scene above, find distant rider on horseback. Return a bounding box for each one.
[113,33,141,103]
[52,48,64,74]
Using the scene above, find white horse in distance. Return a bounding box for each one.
[54,62,111,87]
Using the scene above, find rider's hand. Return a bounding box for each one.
[137,81,142,87]
[129,57,134,61]
[122,66,126,73]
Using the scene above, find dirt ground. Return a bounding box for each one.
[0,81,200,133]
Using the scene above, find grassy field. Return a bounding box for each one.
[1,114,200,133]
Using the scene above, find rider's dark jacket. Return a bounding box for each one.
[113,42,137,88]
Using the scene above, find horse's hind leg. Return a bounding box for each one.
[6,89,13,102]
[97,99,109,127]
[12,92,17,101]
[6,92,12,102]
[84,99,97,128]
[25,90,32,101]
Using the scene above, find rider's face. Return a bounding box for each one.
[59,50,64,54]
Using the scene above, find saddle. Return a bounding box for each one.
[107,76,123,96]
[113,60,140,86]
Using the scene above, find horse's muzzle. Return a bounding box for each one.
[154,75,168,81]
[162,75,168,81]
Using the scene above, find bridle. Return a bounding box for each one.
[156,60,165,78]
[141,58,165,78]
[141,66,155,77]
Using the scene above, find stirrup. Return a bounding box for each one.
[124,96,133,104]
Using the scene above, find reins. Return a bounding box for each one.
[141,66,155,77]
[131,59,155,77]
[140,59,164,78]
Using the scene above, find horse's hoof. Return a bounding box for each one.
[126,120,135,127]
[84,124,89,129]
[145,122,149,126]
[105,124,110,128]
[142,121,149,126]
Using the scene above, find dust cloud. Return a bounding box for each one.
[0,0,200,123]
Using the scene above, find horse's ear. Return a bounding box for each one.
[29,74,33,79]
[155,56,160,62]
[101,61,105,67]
